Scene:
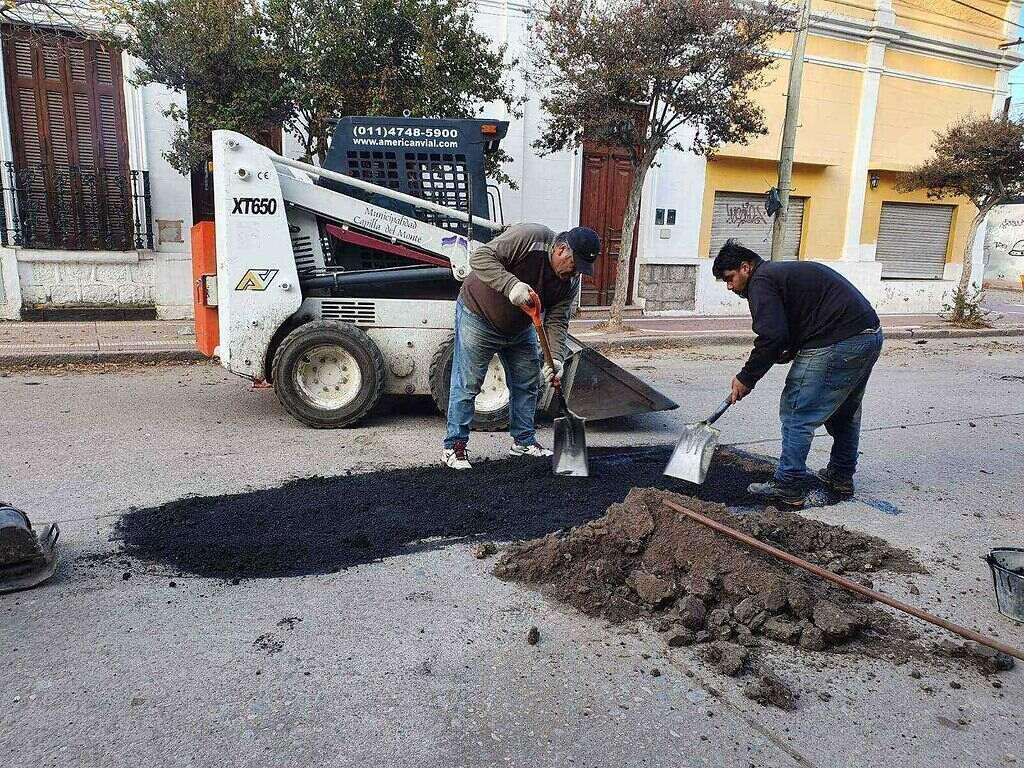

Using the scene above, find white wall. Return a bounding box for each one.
[132,59,194,319]
[639,127,707,265]
[984,203,1024,290]
[473,0,579,233]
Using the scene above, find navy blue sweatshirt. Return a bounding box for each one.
[737,261,880,388]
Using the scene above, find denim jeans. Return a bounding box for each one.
[776,329,884,490]
[444,299,541,449]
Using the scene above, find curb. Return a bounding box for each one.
[586,324,1024,352]
[0,349,206,367]
[2,324,1022,365]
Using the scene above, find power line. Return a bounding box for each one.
[900,0,1021,38]
[948,0,1024,31]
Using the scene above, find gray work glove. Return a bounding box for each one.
[542,358,563,385]
[508,281,534,307]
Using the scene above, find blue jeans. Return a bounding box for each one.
[444,299,541,449]
[777,330,884,490]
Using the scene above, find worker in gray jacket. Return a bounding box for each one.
[442,223,601,469]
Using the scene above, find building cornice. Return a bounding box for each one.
[811,12,1024,70]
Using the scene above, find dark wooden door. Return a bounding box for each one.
[578,142,639,306]
[2,26,131,249]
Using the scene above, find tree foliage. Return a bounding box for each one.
[527,0,793,327]
[899,115,1024,324]
[113,0,519,178]
[112,0,292,172]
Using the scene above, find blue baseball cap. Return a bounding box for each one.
[558,227,601,275]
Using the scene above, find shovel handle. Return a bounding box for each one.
[521,292,561,391]
[706,397,732,426]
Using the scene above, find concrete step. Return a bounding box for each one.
[576,305,645,320]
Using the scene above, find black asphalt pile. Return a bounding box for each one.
[493,487,1012,702]
[116,445,822,579]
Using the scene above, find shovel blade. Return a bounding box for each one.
[664,423,721,484]
[553,412,589,477]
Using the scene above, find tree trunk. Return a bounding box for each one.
[951,208,988,323]
[606,154,652,332]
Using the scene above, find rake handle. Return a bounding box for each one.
[662,498,1024,662]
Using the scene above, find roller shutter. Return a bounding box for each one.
[709,191,805,261]
[875,202,953,279]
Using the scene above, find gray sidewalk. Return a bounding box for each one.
[2,294,1024,364]
[0,320,200,364]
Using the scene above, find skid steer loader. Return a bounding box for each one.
[192,116,677,428]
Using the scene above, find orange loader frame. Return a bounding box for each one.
[191,221,219,358]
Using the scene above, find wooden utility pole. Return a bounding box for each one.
[770,0,811,261]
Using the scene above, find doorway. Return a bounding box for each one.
[578,141,640,306]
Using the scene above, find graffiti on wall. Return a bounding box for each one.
[984,204,1024,288]
[725,202,769,227]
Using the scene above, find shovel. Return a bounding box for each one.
[521,294,590,477]
[663,397,732,483]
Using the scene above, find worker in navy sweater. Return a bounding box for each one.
[713,239,883,507]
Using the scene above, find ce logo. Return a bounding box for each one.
[256,170,271,180]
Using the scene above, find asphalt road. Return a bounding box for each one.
[1,336,1022,767]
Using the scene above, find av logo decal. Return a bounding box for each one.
[235,269,279,291]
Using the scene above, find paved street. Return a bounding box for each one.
[1,336,1023,767]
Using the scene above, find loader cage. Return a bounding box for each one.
[321,116,509,242]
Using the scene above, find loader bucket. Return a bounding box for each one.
[539,334,678,421]
[0,505,59,594]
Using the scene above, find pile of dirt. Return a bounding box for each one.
[492,487,1002,700]
[496,488,919,634]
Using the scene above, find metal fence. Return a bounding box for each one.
[0,162,153,251]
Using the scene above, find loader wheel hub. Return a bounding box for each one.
[475,355,509,413]
[294,344,362,410]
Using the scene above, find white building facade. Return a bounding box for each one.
[0,0,1020,322]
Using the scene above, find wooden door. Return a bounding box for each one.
[578,141,639,306]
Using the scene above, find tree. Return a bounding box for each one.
[113,0,293,174]
[1,0,113,41]
[528,0,793,330]
[898,114,1024,325]
[114,0,519,180]
[264,0,520,172]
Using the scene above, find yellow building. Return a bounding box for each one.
[635,0,1023,315]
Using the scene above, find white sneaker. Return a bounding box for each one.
[509,442,554,458]
[442,443,472,470]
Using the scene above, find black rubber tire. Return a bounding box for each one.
[272,321,385,428]
[429,334,510,432]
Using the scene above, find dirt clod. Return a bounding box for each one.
[701,641,748,677]
[744,673,796,711]
[666,629,696,647]
[473,542,498,559]
[677,595,708,629]
[762,617,802,644]
[811,600,864,641]
[526,626,540,645]
[627,570,676,606]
